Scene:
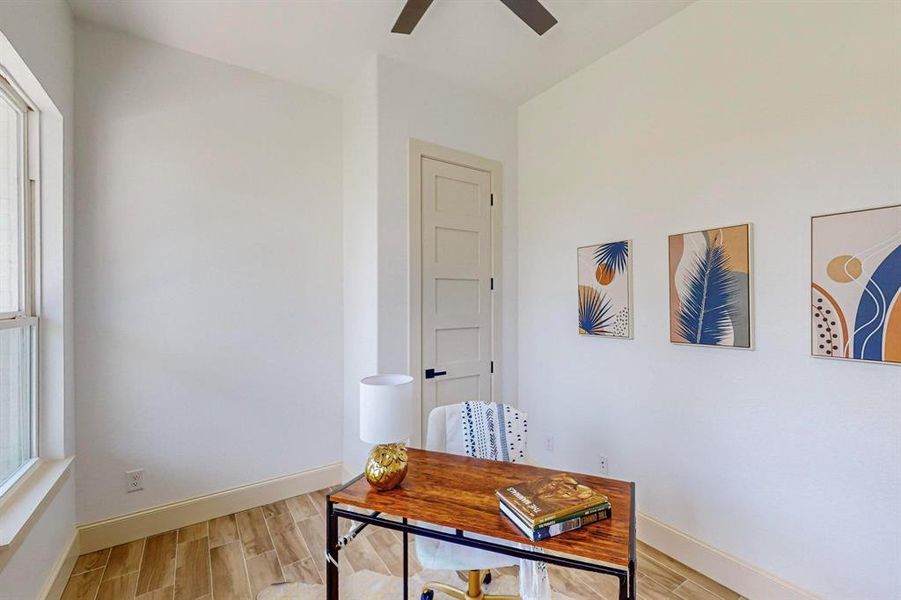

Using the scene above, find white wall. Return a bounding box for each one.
[0,1,76,598]
[342,56,519,471]
[74,22,344,524]
[342,57,380,478]
[518,2,900,599]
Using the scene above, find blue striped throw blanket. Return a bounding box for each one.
[461,401,528,463]
[460,401,549,600]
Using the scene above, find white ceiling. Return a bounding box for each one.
[69,0,692,105]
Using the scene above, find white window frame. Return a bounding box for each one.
[0,70,41,501]
[0,30,71,556]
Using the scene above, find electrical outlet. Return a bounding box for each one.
[126,469,143,493]
[599,455,609,475]
[544,435,554,452]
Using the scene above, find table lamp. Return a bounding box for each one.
[359,374,414,491]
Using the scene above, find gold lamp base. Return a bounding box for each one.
[364,443,408,491]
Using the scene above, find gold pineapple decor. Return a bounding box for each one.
[364,442,409,491]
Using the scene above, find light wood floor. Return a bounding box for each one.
[62,487,745,600]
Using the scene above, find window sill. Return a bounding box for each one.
[0,456,73,550]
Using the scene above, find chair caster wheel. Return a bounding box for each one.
[483,572,492,585]
[420,591,434,600]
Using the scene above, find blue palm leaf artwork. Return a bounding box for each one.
[676,240,739,345]
[594,241,629,275]
[578,285,614,335]
[578,241,632,338]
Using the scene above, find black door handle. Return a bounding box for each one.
[424,368,447,379]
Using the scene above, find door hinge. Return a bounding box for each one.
[490,193,494,206]
[490,361,494,374]
[490,277,494,290]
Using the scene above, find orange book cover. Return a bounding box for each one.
[495,473,610,528]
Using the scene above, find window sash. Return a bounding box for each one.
[0,77,36,319]
[0,78,28,318]
[0,315,36,330]
[0,321,37,489]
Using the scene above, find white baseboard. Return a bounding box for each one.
[40,528,78,600]
[78,462,342,553]
[638,512,821,600]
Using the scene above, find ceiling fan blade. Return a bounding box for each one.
[391,0,435,34]
[498,0,557,35]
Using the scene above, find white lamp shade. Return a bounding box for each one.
[359,374,414,444]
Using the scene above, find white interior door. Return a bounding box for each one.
[420,157,493,434]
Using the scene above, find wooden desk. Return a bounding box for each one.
[326,448,636,599]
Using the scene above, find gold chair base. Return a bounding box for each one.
[422,570,519,600]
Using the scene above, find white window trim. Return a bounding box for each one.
[0,67,41,499]
[0,29,71,552]
[0,457,72,548]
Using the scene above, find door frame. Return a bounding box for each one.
[408,138,503,447]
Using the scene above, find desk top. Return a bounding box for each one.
[329,448,635,569]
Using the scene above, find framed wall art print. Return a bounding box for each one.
[811,204,900,365]
[669,224,752,349]
[577,240,632,338]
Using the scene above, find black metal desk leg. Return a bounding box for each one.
[402,518,409,599]
[618,572,628,600]
[629,558,636,599]
[326,498,339,600]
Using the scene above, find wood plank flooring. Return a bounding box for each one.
[62,487,745,600]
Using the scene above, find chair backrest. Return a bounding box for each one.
[426,403,528,461]
[425,404,464,454]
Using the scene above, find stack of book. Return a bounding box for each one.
[496,473,611,542]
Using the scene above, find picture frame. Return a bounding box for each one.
[668,224,753,349]
[810,204,900,365]
[577,240,633,339]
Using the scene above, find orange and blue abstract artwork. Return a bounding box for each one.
[668,224,752,348]
[811,205,901,364]
[577,240,632,338]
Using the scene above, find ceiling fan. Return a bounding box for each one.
[391,0,557,36]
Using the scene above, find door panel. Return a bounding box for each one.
[435,227,480,265]
[435,278,480,315]
[421,157,492,431]
[434,375,482,410]
[435,327,481,364]
[435,176,481,216]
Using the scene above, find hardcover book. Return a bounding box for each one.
[495,473,610,528]
[499,500,611,541]
[498,495,610,528]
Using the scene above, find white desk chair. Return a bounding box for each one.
[416,403,522,600]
